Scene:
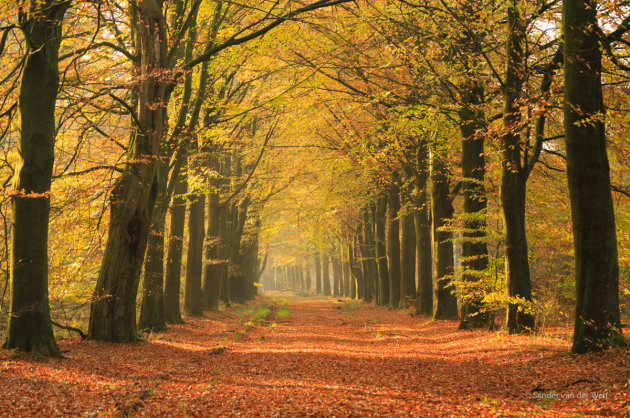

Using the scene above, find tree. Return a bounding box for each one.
[4,0,70,356]
[563,0,624,353]
[399,195,416,309]
[431,151,458,320]
[387,190,401,307]
[322,252,332,296]
[88,0,167,342]
[163,163,187,323]
[501,2,535,333]
[314,252,322,293]
[88,0,355,342]
[374,196,390,306]
[414,140,432,316]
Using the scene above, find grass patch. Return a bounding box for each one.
[335,300,362,317]
[252,307,273,321]
[277,305,290,320]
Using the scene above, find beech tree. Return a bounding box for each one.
[563,0,624,353]
[3,0,70,355]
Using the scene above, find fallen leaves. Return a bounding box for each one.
[0,294,628,416]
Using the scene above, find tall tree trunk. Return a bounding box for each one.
[374,196,389,306]
[291,266,298,291]
[414,142,433,315]
[4,0,69,355]
[431,154,459,320]
[330,253,340,297]
[458,82,491,329]
[139,160,168,332]
[202,169,221,310]
[387,191,401,307]
[298,264,305,292]
[184,191,204,316]
[162,18,200,318]
[359,213,376,302]
[89,2,167,342]
[564,0,623,353]
[218,200,230,303]
[163,163,187,324]
[399,199,416,309]
[501,4,534,333]
[342,244,351,297]
[228,198,249,303]
[304,260,311,291]
[314,252,322,294]
[348,240,363,299]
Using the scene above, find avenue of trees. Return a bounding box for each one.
[0,0,628,356]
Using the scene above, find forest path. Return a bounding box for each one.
[0,294,628,416]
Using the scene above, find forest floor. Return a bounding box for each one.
[0,294,628,417]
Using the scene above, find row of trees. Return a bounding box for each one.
[0,0,351,355]
[0,0,627,356]
[259,0,628,354]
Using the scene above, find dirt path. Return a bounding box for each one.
[0,294,628,416]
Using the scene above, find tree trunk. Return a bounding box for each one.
[184,192,204,316]
[138,159,168,332]
[501,4,534,333]
[291,266,298,291]
[228,198,249,303]
[342,244,351,297]
[414,142,432,315]
[374,196,389,306]
[304,260,311,291]
[88,2,167,342]
[399,199,416,309]
[298,264,305,292]
[330,253,340,297]
[4,0,69,355]
[218,194,230,304]
[160,12,207,321]
[431,154,459,320]
[163,163,187,324]
[315,252,322,294]
[387,191,401,307]
[202,173,221,311]
[359,213,376,302]
[349,239,363,299]
[564,0,624,353]
[458,81,491,329]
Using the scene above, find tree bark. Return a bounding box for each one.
[458,81,491,329]
[163,163,187,324]
[431,154,459,320]
[228,197,249,302]
[138,159,168,332]
[564,0,624,352]
[342,244,351,297]
[414,142,433,315]
[348,239,363,299]
[304,259,311,291]
[330,253,340,297]
[359,212,376,302]
[374,196,389,306]
[4,0,69,355]
[399,199,416,309]
[314,252,322,294]
[218,158,231,304]
[89,2,167,342]
[387,191,401,307]
[184,191,204,316]
[202,170,221,310]
[501,4,534,333]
